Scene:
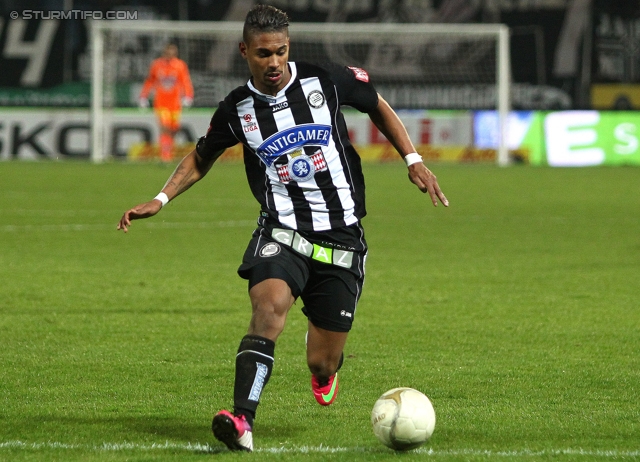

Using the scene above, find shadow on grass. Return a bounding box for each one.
[8,415,221,449]
[3,414,307,455]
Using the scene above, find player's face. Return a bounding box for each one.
[240,31,290,96]
[163,44,178,59]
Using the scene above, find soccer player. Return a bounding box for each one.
[117,5,448,452]
[139,43,194,163]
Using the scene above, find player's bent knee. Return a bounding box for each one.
[248,301,290,339]
[251,308,286,330]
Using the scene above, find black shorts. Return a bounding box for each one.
[237,223,368,332]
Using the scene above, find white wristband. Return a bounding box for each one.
[404,152,423,167]
[154,192,169,207]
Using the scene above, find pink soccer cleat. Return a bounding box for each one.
[212,410,253,452]
[312,373,339,406]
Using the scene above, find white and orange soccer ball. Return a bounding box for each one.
[371,387,436,451]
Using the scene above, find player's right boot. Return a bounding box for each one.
[212,410,253,452]
[312,372,339,406]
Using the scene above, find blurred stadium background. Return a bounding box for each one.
[1,2,639,459]
[0,0,638,165]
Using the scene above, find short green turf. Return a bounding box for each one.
[1,161,638,461]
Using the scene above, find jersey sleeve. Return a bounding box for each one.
[139,61,157,98]
[324,62,379,113]
[196,102,240,163]
[179,60,194,99]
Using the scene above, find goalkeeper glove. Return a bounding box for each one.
[182,96,193,108]
[138,97,149,109]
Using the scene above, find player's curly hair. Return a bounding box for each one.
[243,4,290,43]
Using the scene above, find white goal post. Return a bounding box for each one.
[91,20,510,165]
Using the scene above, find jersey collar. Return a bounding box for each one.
[247,62,297,103]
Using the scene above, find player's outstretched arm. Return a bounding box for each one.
[117,149,215,232]
[368,95,449,207]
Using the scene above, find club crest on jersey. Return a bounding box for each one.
[276,148,328,184]
[307,90,325,109]
[256,123,332,167]
[348,66,369,82]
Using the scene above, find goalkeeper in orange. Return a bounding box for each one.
[139,43,194,163]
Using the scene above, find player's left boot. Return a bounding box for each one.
[212,410,253,452]
[305,331,343,406]
[305,331,344,371]
[312,372,339,406]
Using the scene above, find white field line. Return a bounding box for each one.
[0,220,255,233]
[1,441,639,457]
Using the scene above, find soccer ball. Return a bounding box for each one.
[371,387,436,451]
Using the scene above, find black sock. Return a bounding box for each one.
[232,335,275,427]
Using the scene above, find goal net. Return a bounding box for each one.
[90,21,510,164]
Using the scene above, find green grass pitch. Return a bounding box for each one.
[1,161,639,461]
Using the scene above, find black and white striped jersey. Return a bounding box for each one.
[196,61,379,232]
